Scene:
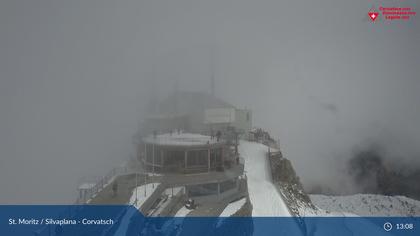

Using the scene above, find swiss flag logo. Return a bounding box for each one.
[368,11,379,21]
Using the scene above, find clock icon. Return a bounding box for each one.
[384,222,393,232]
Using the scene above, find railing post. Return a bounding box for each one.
[208,148,211,172]
[152,143,155,188]
[184,150,188,171]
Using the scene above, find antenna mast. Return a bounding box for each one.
[210,47,215,97]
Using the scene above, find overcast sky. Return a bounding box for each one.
[0,0,419,203]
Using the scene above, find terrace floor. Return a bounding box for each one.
[88,174,146,205]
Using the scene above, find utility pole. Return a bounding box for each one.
[210,47,215,97]
[152,143,154,188]
[135,171,138,206]
[235,131,239,155]
[152,136,155,189]
[144,173,147,197]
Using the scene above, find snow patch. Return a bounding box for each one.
[220,198,247,217]
[143,132,219,146]
[130,183,160,209]
[175,206,192,217]
[311,194,420,216]
[216,198,247,228]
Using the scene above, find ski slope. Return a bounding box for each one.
[239,140,291,216]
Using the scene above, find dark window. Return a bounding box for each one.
[187,150,207,166]
[164,150,184,166]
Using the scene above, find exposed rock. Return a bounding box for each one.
[269,154,316,216]
[231,197,253,216]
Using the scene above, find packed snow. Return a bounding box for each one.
[175,206,192,217]
[164,186,184,196]
[78,183,96,190]
[216,198,247,228]
[149,187,184,216]
[239,140,291,216]
[239,140,304,235]
[129,183,160,209]
[311,194,420,216]
[143,132,219,146]
[220,198,247,217]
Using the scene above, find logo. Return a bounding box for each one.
[367,5,416,22]
[368,11,379,21]
[368,8,379,22]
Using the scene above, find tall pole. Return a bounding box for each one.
[184,150,188,171]
[235,131,238,154]
[152,143,155,188]
[211,59,215,97]
[144,173,147,197]
[144,142,147,197]
[144,143,147,169]
[210,47,215,97]
[208,148,210,172]
[135,171,138,206]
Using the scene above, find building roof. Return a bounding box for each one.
[78,183,96,190]
[142,132,221,147]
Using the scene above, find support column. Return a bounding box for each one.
[184,150,188,170]
[152,144,155,176]
[160,150,163,166]
[208,149,210,172]
[221,148,224,167]
[235,132,238,154]
[152,133,157,188]
[144,143,148,171]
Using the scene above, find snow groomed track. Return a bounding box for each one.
[239,140,291,216]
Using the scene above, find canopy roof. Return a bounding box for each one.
[143,132,222,147]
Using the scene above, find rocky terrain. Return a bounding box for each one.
[311,194,420,216]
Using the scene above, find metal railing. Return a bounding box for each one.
[77,162,143,204]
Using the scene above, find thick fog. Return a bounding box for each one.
[1,0,419,203]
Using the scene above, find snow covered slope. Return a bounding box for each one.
[220,198,247,217]
[311,194,420,216]
[239,140,291,216]
[240,140,306,235]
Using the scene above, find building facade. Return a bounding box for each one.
[138,132,245,203]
